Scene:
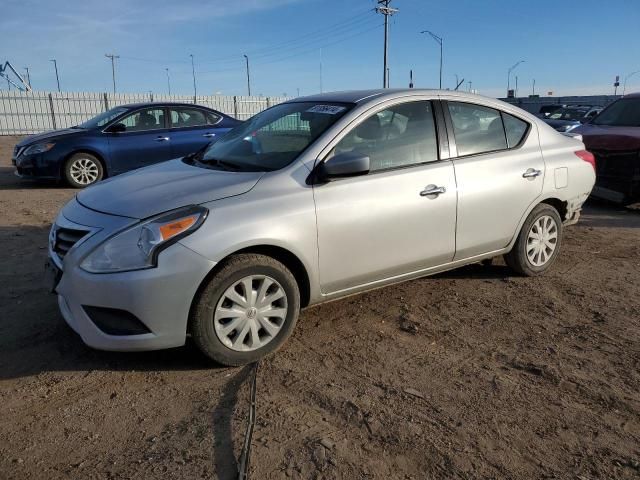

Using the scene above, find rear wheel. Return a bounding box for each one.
[64,153,103,188]
[191,254,300,366]
[504,203,563,276]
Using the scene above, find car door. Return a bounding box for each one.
[442,99,544,260]
[313,99,457,294]
[168,107,228,158]
[105,107,172,173]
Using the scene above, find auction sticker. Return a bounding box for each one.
[306,105,346,114]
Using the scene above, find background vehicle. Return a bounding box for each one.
[542,105,602,132]
[537,104,565,118]
[571,93,640,204]
[47,90,595,366]
[12,102,241,187]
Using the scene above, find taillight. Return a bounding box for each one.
[575,150,596,171]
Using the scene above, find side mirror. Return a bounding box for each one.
[107,123,126,133]
[315,151,370,182]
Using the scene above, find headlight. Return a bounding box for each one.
[23,142,55,155]
[80,205,208,273]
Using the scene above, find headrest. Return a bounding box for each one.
[355,114,382,140]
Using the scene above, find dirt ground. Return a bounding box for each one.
[0,134,639,480]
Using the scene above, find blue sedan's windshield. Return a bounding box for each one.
[77,107,128,129]
[198,102,353,172]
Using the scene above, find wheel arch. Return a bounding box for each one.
[187,244,312,334]
[507,195,569,251]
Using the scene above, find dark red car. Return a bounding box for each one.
[571,93,640,204]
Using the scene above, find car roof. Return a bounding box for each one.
[117,102,221,110]
[291,88,505,105]
[623,92,640,98]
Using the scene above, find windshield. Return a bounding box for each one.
[77,107,129,129]
[197,102,353,172]
[592,98,640,127]
[549,108,588,120]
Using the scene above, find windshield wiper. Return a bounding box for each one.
[198,157,246,171]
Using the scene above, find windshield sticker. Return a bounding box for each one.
[306,105,346,115]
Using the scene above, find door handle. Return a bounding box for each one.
[420,185,446,197]
[155,136,170,142]
[202,133,216,138]
[522,168,542,178]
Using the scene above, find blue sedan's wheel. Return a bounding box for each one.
[64,153,103,188]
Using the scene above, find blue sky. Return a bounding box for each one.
[3,0,640,97]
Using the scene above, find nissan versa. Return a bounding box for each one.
[47,90,596,366]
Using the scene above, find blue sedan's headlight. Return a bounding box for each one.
[80,206,208,273]
[23,142,56,155]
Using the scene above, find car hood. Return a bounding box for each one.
[574,124,640,151]
[17,128,85,146]
[77,159,264,219]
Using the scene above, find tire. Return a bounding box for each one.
[504,203,563,276]
[64,153,104,188]
[191,254,300,366]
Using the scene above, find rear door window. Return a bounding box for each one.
[170,108,218,128]
[448,102,507,156]
[502,113,529,148]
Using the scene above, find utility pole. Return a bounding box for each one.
[507,60,525,96]
[420,30,443,89]
[409,69,414,88]
[190,54,197,103]
[297,87,300,97]
[319,48,323,93]
[105,54,120,93]
[532,78,536,96]
[386,67,390,87]
[377,0,398,88]
[23,67,31,88]
[468,81,472,92]
[50,59,60,92]
[243,54,251,96]
[165,68,171,95]
[515,75,518,98]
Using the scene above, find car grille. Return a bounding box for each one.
[591,149,640,178]
[52,226,90,260]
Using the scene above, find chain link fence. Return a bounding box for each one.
[0,91,292,135]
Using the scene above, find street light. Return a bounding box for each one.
[623,70,640,95]
[49,59,60,92]
[165,68,171,95]
[507,60,525,96]
[420,30,443,89]
[243,54,251,96]
[190,54,197,103]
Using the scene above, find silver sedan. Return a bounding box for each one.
[47,89,596,365]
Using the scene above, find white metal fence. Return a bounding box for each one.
[0,91,292,135]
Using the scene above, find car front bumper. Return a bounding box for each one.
[52,199,216,351]
[13,153,61,180]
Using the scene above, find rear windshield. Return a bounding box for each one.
[592,98,640,127]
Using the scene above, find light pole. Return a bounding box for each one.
[623,70,640,95]
[420,30,443,89]
[468,81,472,92]
[105,54,119,93]
[190,54,197,103]
[454,73,458,89]
[165,68,171,95]
[243,54,251,96]
[532,78,536,96]
[507,60,525,96]
[50,59,60,92]
[23,67,31,88]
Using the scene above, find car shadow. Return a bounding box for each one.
[579,201,640,229]
[0,166,66,190]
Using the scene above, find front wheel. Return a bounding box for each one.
[504,203,563,276]
[64,153,104,188]
[191,254,300,366]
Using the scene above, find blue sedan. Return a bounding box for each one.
[12,102,241,187]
